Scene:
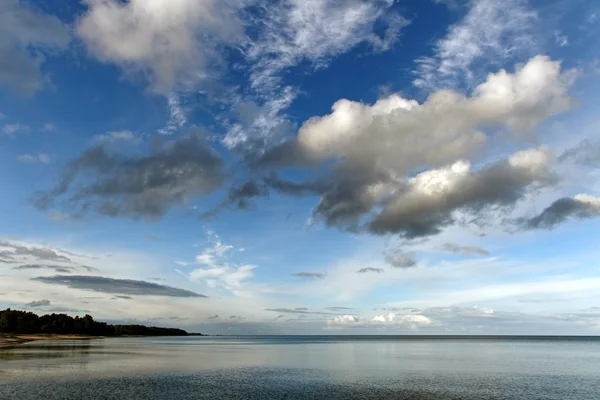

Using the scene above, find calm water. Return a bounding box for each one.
[1,336,600,399]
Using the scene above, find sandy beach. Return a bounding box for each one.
[0,334,100,348]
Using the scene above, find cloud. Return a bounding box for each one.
[34,135,225,220]
[384,252,417,268]
[186,231,255,294]
[357,267,384,274]
[3,123,29,135]
[291,272,325,279]
[223,0,407,153]
[13,264,77,273]
[265,308,335,315]
[441,243,490,256]
[26,299,51,308]
[76,0,244,93]
[559,139,600,166]
[113,295,132,300]
[414,0,537,89]
[143,235,160,241]
[32,275,206,298]
[158,93,187,135]
[324,306,354,311]
[370,313,433,329]
[522,194,600,229]
[255,57,573,237]
[327,315,360,326]
[208,314,219,320]
[0,0,71,94]
[93,130,139,144]
[367,147,554,237]
[0,241,71,263]
[17,153,51,164]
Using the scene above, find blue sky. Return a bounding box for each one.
[1,0,600,334]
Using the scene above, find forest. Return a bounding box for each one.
[0,309,189,336]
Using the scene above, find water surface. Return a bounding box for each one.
[1,336,599,399]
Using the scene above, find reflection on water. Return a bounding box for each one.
[1,337,600,399]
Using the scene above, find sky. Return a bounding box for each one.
[1,0,600,335]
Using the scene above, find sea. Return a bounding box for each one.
[1,336,600,399]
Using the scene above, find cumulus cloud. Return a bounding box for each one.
[414,0,538,89]
[251,57,574,236]
[522,194,600,229]
[357,267,384,274]
[368,147,554,237]
[34,135,225,220]
[17,153,50,164]
[327,315,360,326]
[441,243,490,256]
[26,299,51,308]
[370,313,433,329]
[291,272,325,279]
[33,275,206,297]
[0,0,71,94]
[76,0,244,93]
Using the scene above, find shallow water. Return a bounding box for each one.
[1,336,600,399]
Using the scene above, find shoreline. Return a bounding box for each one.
[0,334,102,349]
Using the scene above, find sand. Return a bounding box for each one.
[0,334,101,348]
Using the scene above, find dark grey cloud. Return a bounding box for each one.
[384,252,417,268]
[26,299,50,307]
[32,275,206,298]
[521,195,600,230]
[274,315,285,321]
[265,308,335,315]
[295,307,308,311]
[367,153,553,237]
[0,241,71,263]
[0,0,70,95]
[441,243,490,256]
[201,179,269,218]
[12,263,98,274]
[325,306,354,311]
[113,295,132,300]
[357,267,384,274]
[34,135,225,221]
[208,314,219,320]
[291,272,325,279]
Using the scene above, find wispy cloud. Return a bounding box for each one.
[17,153,50,164]
[441,243,490,256]
[3,123,30,136]
[291,272,325,279]
[414,0,538,90]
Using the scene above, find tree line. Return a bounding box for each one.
[0,309,189,336]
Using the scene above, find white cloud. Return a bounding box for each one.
[93,130,139,144]
[3,123,29,136]
[414,0,538,90]
[223,0,407,152]
[554,31,569,47]
[76,0,245,93]
[0,0,71,94]
[299,56,573,168]
[157,93,187,135]
[185,231,256,295]
[43,123,55,132]
[17,153,51,164]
